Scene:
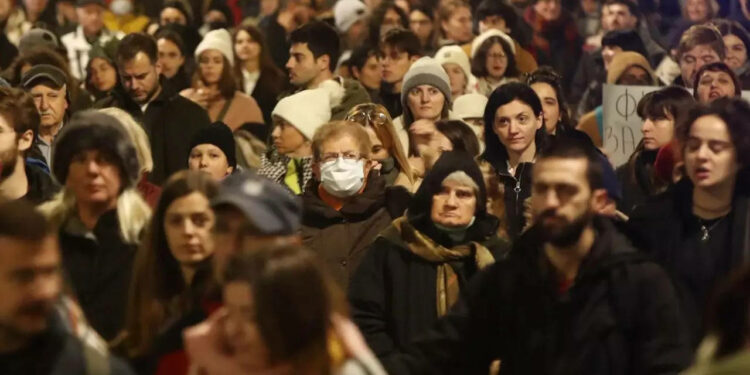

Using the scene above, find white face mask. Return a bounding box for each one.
[110,0,133,15]
[320,158,365,198]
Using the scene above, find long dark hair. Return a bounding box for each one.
[193,53,237,100]
[123,170,219,356]
[232,24,285,95]
[524,66,574,134]
[436,120,481,158]
[482,82,547,168]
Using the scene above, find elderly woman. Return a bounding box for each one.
[693,62,742,103]
[180,29,263,131]
[349,151,509,361]
[39,110,151,341]
[346,103,415,189]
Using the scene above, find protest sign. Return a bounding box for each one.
[602,84,660,167]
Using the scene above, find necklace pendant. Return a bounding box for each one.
[701,226,710,242]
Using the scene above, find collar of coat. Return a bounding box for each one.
[302,172,386,225]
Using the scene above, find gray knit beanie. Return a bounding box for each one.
[401,57,452,126]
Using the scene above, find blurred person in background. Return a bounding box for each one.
[435,45,474,100]
[181,29,263,131]
[713,19,750,87]
[38,110,151,341]
[232,23,286,125]
[0,87,58,204]
[61,0,123,81]
[346,103,415,189]
[379,28,421,119]
[0,199,135,374]
[409,6,437,55]
[470,30,520,96]
[436,0,473,46]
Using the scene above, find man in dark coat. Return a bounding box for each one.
[349,151,509,363]
[384,138,692,375]
[302,121,397,289]
[95,32,210,185]
[0,200,135,375]
[0,87,58,204]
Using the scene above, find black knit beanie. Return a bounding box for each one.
[189,122,237,168]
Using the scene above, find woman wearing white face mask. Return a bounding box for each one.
[301,121,403,290]
[103,0,150,34]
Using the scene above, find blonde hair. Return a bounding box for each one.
[97,108,154,174]
[234,129,268,169]
[345,103,415,185]
[38,188,151,245]
[311,121,372,162]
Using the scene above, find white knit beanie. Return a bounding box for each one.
[434,45,473,84]
[334,0,369,33]
[453,93,488,119]
[195,28,234,66]
[272,89,332,140]
[471,29,516,59]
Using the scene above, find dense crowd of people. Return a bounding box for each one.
[1,0,750,374]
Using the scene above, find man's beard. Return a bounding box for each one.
[538,208,593,247]
[0,143,18,180]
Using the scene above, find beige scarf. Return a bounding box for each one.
[388,217,496,316]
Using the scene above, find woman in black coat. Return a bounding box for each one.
[481,82,548,239]
[348,151,510,362]
[232,24,286,126]
[627,97,750,346]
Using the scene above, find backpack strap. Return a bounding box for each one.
[216,96,233,122]
[82,340,110,375]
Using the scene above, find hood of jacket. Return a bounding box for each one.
[607,51,656,84]
[302,171,387,226]
[407,151,499,247]
[317,77,371,120]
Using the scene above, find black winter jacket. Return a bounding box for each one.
[0,311,134,375]
[495,161,534,240]
[59,210,137,341]
[626,179,750,345]
[23,161,59,205]
[385,217,692,375]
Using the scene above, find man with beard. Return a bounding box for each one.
[0,87,58,204]
[96,32,210,185]
[0,199,134,374]
[383,136,692,375]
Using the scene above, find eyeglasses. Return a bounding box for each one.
[487,53,507,61]
[320,151,362,163]
[346,109,389,127]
